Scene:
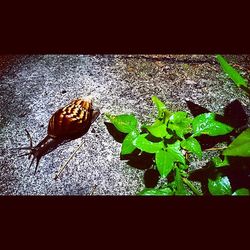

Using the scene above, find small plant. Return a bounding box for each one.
[203,127,250,196]
[216,54,250,96]
[105,96,249,195]
[223,128,250,157]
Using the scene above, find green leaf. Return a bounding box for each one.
[169,111,190,123]
[168,111,192,139]
[133,134,164,153]
[216,54,248,88]
[152,96,166,109]
[121,129,140,155]
[208,176,232,195]
[175,168,188,195]
[212,156,229,168]
[106,114,138,133]
[155,149,175,178]
[181,137,202,159]
[232,188,250,196]
[167,141,186,164]
[192,113,233,137]
[141,119,162,130]
[145,122,172,138]
[155,141,186,178]
[223,128,250,157]
[138,187,174,196]
[152,96,172,121]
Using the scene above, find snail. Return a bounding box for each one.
[15,97,100,174]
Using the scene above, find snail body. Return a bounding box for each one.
[17,98,100,173]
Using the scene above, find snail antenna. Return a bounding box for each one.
[34,156,41,174]
[28,156,36,170]
[24,129,33,148]
[10,129,33,151]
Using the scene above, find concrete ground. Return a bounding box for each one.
[0,55,249,195]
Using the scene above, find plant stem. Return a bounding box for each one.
[205,146,227,151]
[182,178,202,196]
[54,140,85,180]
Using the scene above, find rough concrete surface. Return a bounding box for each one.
[0,55,249,195]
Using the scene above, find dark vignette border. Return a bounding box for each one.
[1,4,250,54]
[1,5,250,244]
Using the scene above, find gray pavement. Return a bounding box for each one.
[0,55,249,195]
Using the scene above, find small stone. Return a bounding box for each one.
[18,112,27,118]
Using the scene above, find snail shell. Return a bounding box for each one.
[48,98,94,138]
[16,98,100,174]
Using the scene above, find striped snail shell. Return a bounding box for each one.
[16,98,100,174]
[48,98,95,138]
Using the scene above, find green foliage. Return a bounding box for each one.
[152,95,166,114]
[144,122,172,138]
[133,134,164,153]
[167,141,186,165]
[216,54,248,88]
[138,187,174,196]
[168,111,192,139]
[155,149,175,178]
[223,128,250,157]
[192,113,233,137]
[175,168,189,195]
[106,114,138,133]
[208,176,232,195]
[232,188,250,196]
[106,95,249,196]
[212,156,229,168]
[121,129,140,155]
[152,95,172,121]
[181,137,202,159]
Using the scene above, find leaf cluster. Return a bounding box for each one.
[105,96,249,196]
